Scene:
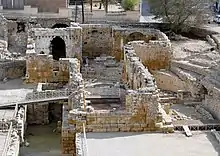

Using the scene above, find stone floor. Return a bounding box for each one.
[86,132,220,156]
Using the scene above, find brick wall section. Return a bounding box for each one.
[24,0,67,13]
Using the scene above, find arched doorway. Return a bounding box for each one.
[50,36,66,61]
[125,32,146,43]
[52,23,69,29]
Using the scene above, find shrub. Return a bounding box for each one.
[121,0,137,11]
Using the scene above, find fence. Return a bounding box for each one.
[2,122,13,156]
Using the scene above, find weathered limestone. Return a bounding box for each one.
[32,26,82,58]
[128,40,172,70]
[27,103,49,124]
[0,60,25,80]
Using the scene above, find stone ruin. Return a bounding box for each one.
[2,12,220,155]
[61,43,174,155]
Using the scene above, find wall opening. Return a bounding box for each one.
[125,32,146,43]
[52,23,69,29]
[17,22,25,33]
[50,36,66,61]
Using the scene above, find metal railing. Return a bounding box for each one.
[0,90,73,107]
[81,123,89,156]
[2,122,13,156]
[0,86,121,107]
[25,90,73,101]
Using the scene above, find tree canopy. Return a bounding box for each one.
[147,0,213,32]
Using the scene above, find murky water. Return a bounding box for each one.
[19,123,61,156]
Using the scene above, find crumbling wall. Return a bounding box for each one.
[123,44,157,90]
[112,27,162,61]
[26,53,53,83]
[0,60,25,80]
[8,20,28,55]
[26,53,70,83]
[0,14,8,41]
[129,39,172,70]
[27,103,49,124]
[81,24,113,58]
[32,26,82,58]
[35,18,70,28]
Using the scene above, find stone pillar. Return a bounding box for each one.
[61,128,76,156]
[61,106,86,156]
[61,105,76,156]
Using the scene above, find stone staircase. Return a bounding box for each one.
[159,91,178,105]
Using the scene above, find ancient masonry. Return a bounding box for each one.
[2,12,220,156]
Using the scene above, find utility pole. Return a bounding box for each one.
[81,0,85,23]
[90,0,93,12]
[75,0,78,22]
[105,0,108,13]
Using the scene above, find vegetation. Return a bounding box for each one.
[122,0,138,11]
[147,0,213,32]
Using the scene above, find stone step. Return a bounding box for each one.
[159,92,177,98]
[201,77,220,89]
[170,66,199,82]
[183,101,202,106]
[88,98,121,104]
[188,58,216,68]
[159,97,178,104]
[171,60,211,76]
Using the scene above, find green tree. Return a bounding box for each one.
[148,0,212,32]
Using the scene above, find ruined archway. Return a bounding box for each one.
[52,23,69,29]
[50,36,66,61]
[125,32,146,43]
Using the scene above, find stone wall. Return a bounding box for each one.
[31,26,82,58]
[129,39,172,70]
[152,70,188,92]
[26,53,70,83]
[25,36,79,83]
[76,111,158,133]
[0,15,8,41]
[123,44,157,90]
[81,24,113,58]
[112,27,163,61]
[7,20,29,55]
[0,60,25,80]
[27,103,49,124]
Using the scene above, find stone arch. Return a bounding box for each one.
[125,32,146,43]
[52,23,69,29]
[50,36,66,61]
